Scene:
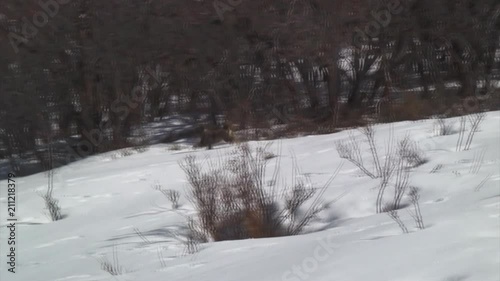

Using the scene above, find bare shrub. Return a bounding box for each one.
[168,144,182,151]
[179,143,340,242]
[463,112,485,151]
[456,112,485,151]
[435,117,455,136]
[118,149,133,157]
[41,169,63,221]
[151,182,181,209]
[373,132,401,213]
[456,116,467,151]
[184,217,208,254]
[133,145,149,153]
[41,193,63,221]
[98,247,124,276]
[180,148,278,241]
[386,209,409,234]
[374,132,430,218]
[336,133,377,179]
[164,190,180,209]
[285,162,343,235]
[336,126,417,214]
[375,152,398,213]
[408,187,425,230]
[390,158,411,212]
[263,151,277,160]
[284,182,315,222]
[360,124,382,176]
[398,136,427,168]
[337,124,406,181]
[180,155,227,240]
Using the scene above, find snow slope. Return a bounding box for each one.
[1,112,499,281]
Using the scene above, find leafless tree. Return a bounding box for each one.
[0,0,498,177]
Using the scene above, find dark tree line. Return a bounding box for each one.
[0,0,499,176]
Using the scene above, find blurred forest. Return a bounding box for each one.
[0,0,499,176]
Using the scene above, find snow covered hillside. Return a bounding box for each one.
[1,112,499,281]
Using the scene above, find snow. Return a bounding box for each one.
[1,112,499,281]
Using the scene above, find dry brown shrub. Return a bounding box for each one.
[179,143,338,242]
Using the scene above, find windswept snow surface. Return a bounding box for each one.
[1,112,499,281]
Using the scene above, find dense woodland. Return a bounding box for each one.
[0,0,499,176]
